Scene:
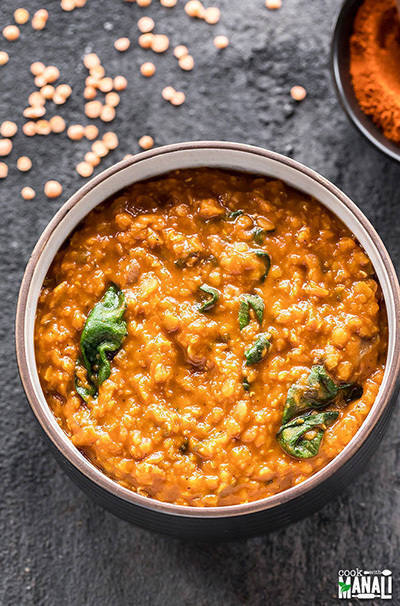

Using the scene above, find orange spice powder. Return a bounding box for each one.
[350,0,400,143]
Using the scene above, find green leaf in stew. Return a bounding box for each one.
[245,333,271,366]
[238,294,264,330]
[277,410,339,459]
[282,365,362,424]
[197,284,220,313]
[75,283,127,401]
[252,249,271,282]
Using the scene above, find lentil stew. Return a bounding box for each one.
[35,168,388,507]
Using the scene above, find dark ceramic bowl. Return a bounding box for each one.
[331,0,400,162]
[16,142,400,541]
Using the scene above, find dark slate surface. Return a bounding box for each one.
[1,0,399,604]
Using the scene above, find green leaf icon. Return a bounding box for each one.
[338,581,351,592]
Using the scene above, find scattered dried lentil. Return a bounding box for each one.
[43,66,60,83]
[265,0,282,8]
[23,106,46,118]
[17,156,32,172]
[174,45,188,59]
[114,37,130,52]
[14,8,30,25]
[179,54,194,70]
[41,85,55,99]
[49,115,66,133]
[84,151,100,166]
[137,17,155,33]
[53,92,66,105]
[61,0,76,11]
[151,34,169,53]
[100,105,115,122]
[83,53,100,69]
[30,61,45,75]
[3,25,20,41]
[138,135,154,149]
[0,121,18,137]
[0,1,230,194]
[22,121,37,136]
[21,186,36,200]
[32,9,48,30]
[0,162,8,178]
[44,180,62,198]
[92,140,108,157]
[0,51,9,66]
[114,75,127,90]
[84,86,97,100]
[76,161,94,177]
[170,90,186,105]
[36,119,51,135]
[90,65,105,79]
[162,85,175,100]
[34,75,47,88]
[138,33,154,48]
[214,35,229,49]
[0,139,12,156]
[28,91,45,106]
[185,1,204,18]
[56,84,72,98]
[105,91,120,107]
[290,85,307,101]
[99,77,113,93]
[85,100,103,118]
[204,7,220,24]
[84,124,99,140]
[140,61,156,77]
[103,131,119,149]
[67,124,85,140]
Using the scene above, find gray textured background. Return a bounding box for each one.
[1,0,399,604]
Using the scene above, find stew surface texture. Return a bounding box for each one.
[35,168,388,507]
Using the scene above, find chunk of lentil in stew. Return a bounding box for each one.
[35,168,388,507]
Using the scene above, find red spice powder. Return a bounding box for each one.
[350,0,400,143]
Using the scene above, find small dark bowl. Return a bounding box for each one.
[331,0,400,162]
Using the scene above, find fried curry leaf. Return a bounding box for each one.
[253,249,271,282]
[227,210,244,220]
[282,365,337,423]
[277,411,339,459]
[282,365,363,424]
[245,333,271,366]
[197,284,220,313]
[238,301,250,330]
[74,368,96,402]
[179,437,189,454]
[253,228,267,245]
[337,382,363,405]
[238,294,265,330]
[75,284,127,401]
[174,251,202,268]
[243,377,251,392]
[306,365,338,404]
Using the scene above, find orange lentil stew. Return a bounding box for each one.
[35,168,388,507]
